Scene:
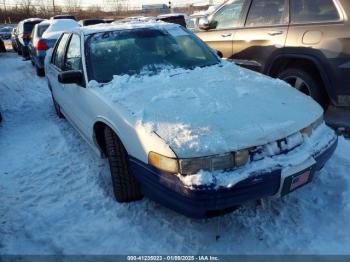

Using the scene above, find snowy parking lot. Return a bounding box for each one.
[1,51,350,255]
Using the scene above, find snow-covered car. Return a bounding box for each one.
[45,22,338,218]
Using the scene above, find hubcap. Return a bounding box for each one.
[283,76,311,96]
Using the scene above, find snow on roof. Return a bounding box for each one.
[157,13,187,18]
[42,19,80,39]
[38,20,50,26]
[68,20,178,36]
[22,18,44,23]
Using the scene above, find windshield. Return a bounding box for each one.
[87,27,219,83]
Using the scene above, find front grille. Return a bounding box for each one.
[250,132,304,161]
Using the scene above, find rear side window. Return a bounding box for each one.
[291,0,340,23]
[246,0,288,27]
[24,23,35,32]
[52,33,70,69]
[211,0,245,29]
[37,24,49,37]
[64,34,82,71]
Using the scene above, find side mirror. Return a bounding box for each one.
[199,17,215,30]
[58,70,83,85]
[212,48,223,58]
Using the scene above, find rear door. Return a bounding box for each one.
[196,0,247,58]
[231,0,289,72]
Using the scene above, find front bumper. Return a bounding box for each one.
[129,130,338,218]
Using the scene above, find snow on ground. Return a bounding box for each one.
[1,51,350,255]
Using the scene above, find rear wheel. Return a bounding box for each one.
[36,66,45,77]
[104,126,143,202]
[277,68,328,108]
[17,46,22,55]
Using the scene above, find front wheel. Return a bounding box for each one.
[104,126,143,202]
[51,94,64,119]
[277,68,328,108]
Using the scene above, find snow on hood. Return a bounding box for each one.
[42,19,80,39]
[92,62,323,158]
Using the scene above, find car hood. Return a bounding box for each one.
[94,62,323,158]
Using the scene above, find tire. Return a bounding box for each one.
[31,59,34,66]
[51,95,64,119]
[36,66,45,77]
[104,126,143,202]
[17,46,22,55]
[277,68,328,108]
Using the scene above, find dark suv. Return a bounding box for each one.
[196,0,350,135]
[16,18,44,58]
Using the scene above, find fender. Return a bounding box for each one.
[264,48,337,104]
[92,116,125,158]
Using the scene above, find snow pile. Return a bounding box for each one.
[178,123,336,189]
[92,61,323,158]
[42,19,80,39]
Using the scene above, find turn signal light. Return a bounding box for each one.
[36,40,48,51]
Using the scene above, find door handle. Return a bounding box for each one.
[268,30,284,36]
[221,33,232,37]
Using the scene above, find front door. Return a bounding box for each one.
[196,0,247,58]
[60,33,92,139]
[231,0,289,72]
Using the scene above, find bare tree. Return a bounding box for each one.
[65,0,80,13]
[20,0,34,16]
[106,0,127,16]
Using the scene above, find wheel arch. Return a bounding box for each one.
[93,119,122,158]
[265,53,336,104]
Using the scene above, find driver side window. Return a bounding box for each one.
[52,33,70,70]
[64,34,82,71]
[211,0,245,30]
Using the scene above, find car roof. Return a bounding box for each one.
[67,20,180,36]
[22,18,44,24]
[158,13,187,18]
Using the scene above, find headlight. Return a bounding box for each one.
[148,152,179,173]
[148,150,250,175]
[301,115,324,137]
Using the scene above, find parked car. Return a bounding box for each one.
[103,19,115,23]
[79,19,106,27]
[157,13,188,28]
[196,0,350,136]
[11,27,18,52]
[16,18,45,59]
[45,22,337,218]
[0,38,6,52]
[32,19,79,76]
[0,26,13,40]
[28,20,50,76]
[51,14,77,21]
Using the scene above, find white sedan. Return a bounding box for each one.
[45,21,338,218]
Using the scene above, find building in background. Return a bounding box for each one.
[142,4,169,14]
